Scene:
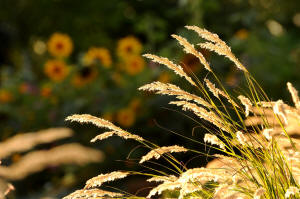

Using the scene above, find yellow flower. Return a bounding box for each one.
[83,47,112,68]
[0,89,13,103]
[111,72,124,86]
[117,36,142,58]
[44,60,69,82]
[116,108,136,127]
[40,84,52,98]
[235,29,249,40]
[71,67,98,88]
[102,112,114,121]
[47,33,73,57]
[158,71,172,83]
[124,55,145,75]
[129,98,142,112]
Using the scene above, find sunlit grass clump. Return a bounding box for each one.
[64,26,300,199]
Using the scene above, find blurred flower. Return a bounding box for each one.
[124,55,145,75]
[44,60,69,82]
[293,13,300,27]
[235,28,249,40]
[111,72,124,86]
[47,33,73,57]
[129,98,142,112]
[266,20,284,36]
[40,84,52,98]
[158,71,172,83]
[72,67,98,88]
[117,36,142,59]
[83,47,112,68]
[102,112,114,121]
[181,54,201,73]
[33,40,47,55]
[0,90,13,103]
[116,108,136,127]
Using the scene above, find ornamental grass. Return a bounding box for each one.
[64,26,300,199]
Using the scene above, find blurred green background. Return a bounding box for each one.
[0,0,299,198]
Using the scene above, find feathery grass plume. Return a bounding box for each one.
[139,145,188,163]
[0,144,103,180]
[84,171,129,189]
[91,131,144,142]
[273,99,288,124]
[147,181,181,198]
[262,128,273,140]
[63,188,123,199]
[147,175,177,183]
[143,54,197,86]
[238,95,253,117]
[66,114,144,142]
[139,81,212,108]
[204,78,238,107]
[185,26,248,72]
[170,100,231,133]
[172,167,234,196]
[64,26,300,199]
[204,134,225,149]
[236,131,247,146]
[287,82,300,110]
[0,128,73,159]
[253,188,265,199]
[170,34,211,72]
[285,186,300,198]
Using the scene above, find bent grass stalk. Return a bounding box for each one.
[64,26,300,199]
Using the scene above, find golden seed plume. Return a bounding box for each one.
[139,145,188,163]
[287,82,300,109]
[178,167,232,184]
[139,81,212,108]
[171,34,212,72]
[285,186,299,198]
[170,100,231,132]
[143,54,197,86]
[238,95,252,117]
[204,134,225,149]
[0,128,73,159]
[91,131,144,142]
[178,183,200,199]
[66,114,123,132]
[213,184,230,199]
[147,175,177,183]
[236,131,247,146]
[185,26,248,72]
[84,171,129,189]
[185,26,227,47]
[273,100,288,124]
[0,144,103,180]
[204,78,238,106]
[147,181,181,198]
[63,188,123,199]
[254,187,265,199]
[66,114,143,142]
[262,128,273,140]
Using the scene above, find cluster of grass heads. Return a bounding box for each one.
[64,26,300,199]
